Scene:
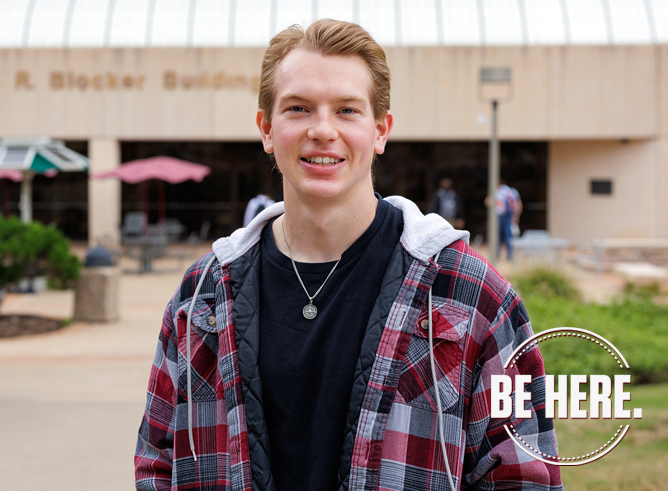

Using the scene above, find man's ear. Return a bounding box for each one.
[257,110,274,154]
[374,110,394,155]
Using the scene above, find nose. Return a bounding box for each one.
[307,110,338,142]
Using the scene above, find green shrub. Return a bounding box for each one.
[622,281,664,303]
[515,270,668,385]
[0,216,80,295]
[513,267,581,301]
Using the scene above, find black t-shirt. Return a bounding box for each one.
[258,196,403,491]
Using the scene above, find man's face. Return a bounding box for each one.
[257,49,392,204]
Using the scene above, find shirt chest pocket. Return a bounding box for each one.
[397,303,470,412]
[177,299,221,402]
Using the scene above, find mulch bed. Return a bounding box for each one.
[0,315,66,339]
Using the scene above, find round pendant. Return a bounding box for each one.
[303,303,317,320]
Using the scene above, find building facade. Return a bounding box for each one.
[1,0,667,244]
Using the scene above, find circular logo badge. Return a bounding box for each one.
[494,327,642,466]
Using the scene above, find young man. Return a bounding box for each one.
[135,20,562,491]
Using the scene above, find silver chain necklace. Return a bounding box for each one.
[281,217,341,320]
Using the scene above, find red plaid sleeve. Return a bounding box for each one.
[135,298,179,490]
[463,290,562,489]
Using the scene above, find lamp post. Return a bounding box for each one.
[478,67,512,266]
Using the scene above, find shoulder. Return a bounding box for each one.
[432,241,532,367]
[214,202,285,265]
[169,251,221,316]
[433,240,514,320]
[385,195,469,261]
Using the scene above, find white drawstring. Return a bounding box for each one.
[186,254,217,461]
[428,251,457,490]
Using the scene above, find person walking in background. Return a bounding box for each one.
[243,187,275,226]
[495,178,522,259]
[428,177,465,229]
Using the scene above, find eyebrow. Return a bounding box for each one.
[278,94,368,106]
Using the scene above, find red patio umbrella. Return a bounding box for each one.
[92,156,211,226]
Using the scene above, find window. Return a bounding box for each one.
[591,179,613,195]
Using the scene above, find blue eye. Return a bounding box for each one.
[341,108,355,114]
[290,106,305,112]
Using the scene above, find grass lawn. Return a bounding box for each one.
[509,269,668,489]
[555,383,668,490]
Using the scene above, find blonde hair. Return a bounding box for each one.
[258,19,391,122]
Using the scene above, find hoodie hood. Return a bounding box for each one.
[212,195,469,266]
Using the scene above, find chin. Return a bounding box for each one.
[303,187,342,201]
[293,181,345,201]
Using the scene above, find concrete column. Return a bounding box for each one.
[659,138,668,237]
[659,47,668,237]
[88,138,121,246]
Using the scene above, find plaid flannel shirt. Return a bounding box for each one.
[136,206,562,491]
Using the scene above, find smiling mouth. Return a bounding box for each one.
[301,156,344,165]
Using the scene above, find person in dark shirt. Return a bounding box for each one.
[136,19,562,491]
[428,177,465,229]
[254,22,397,490]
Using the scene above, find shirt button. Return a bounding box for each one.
[207,315,216,326]
[420,319,429,330]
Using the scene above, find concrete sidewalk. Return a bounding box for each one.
[0,247,628,490]
[0,253,193,491]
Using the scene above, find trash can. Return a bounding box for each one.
[73,247,120,322]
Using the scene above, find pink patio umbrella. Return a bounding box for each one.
[0,169,58,218]
[92,156,211,227]
[0,170,23,181]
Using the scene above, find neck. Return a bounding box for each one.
[273,190,378,263]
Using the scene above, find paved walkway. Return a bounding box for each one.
[0,246,626,490]
[0,252,197,491]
